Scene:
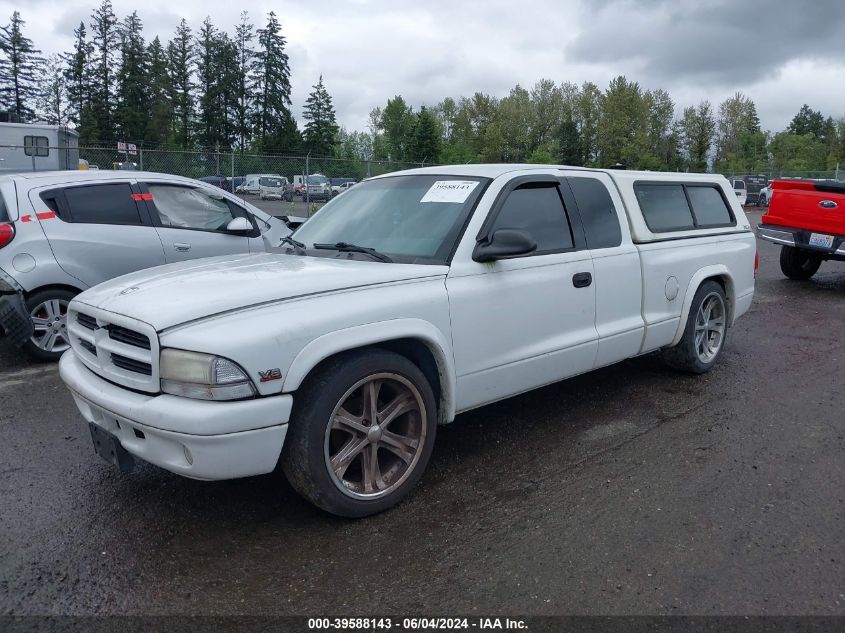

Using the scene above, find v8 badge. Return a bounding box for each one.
[258,368,283,383]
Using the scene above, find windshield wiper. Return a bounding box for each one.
[280,235,306,254]
[313,242,393,263]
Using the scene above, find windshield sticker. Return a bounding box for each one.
[420,180,479,203]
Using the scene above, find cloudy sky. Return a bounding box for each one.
[5,0,845,133]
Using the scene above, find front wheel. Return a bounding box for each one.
[662,280,728,374]
[780,246,822,280]
[282,349,437,517]
[23,288,77,361]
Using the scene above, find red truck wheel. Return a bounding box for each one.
[779,246,822,281]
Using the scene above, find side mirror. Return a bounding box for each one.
[472,228,537,263]
[226,216,253,234]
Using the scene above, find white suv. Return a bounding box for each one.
[0,170,290,360]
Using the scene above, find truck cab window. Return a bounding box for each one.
[490,183,574,253]
[568,177,622,248]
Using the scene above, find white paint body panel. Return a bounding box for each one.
[58,164,756,482]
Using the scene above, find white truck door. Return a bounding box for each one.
[446,176,598,412]
[562,171,644,367]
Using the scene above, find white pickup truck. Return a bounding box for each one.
[59,165,756,517]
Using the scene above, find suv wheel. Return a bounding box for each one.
[663,280,728,374]
[282,349,437,517]
[23,288,77,361]
[779,246,822,280]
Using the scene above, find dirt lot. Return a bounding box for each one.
[1,209,843,616]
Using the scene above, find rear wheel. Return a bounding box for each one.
[779,246,822,280]
[23,288,77,361]
[663,280,728,374]
[282,349,437,517]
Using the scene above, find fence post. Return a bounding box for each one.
[230,151,235,192]
[139,143,144,171]
[305,152,311,205]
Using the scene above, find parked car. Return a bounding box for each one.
[302,174,332,201]
[758,183,772,206]
[736,174,768,205]
[258,176,293,201]
[0,170,292,360]
[236,174,282,195]
[758,178,845,280]
[332,182,355,196]
[58,164,755,517]
[732,179,747,206]
[198,175,227,189]
[331,181,356,197]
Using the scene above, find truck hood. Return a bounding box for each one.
[74,253,447,331]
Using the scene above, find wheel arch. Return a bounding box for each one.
[24,283,84,301]
[669,266,735,347]
[282,319,457,424]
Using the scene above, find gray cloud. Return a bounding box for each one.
[567,0,845,85]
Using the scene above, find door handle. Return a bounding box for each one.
[173,243,191,252]
[572,272,592,288]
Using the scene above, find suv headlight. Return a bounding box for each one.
[160,349,256,401]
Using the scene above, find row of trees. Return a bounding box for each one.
[1,6,844,174]
[0,5,339,155]
[352,81,845,174]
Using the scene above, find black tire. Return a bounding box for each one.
[779,246,822,280]
[662,280,728,374]
[22,287,77,362]
[282,348,437,517]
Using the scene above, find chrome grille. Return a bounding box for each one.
[68,306,159,393]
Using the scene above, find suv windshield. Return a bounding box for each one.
[292,175,488,263]
[260,178,284,187]
[306,176,328,185]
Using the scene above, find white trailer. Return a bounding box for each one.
[0,123,80,174]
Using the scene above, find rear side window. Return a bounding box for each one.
[491,183,573,253]
[635,184,695,232]
[686,186,732,227]
[568,177,622,249]
[63,183,143,225]
[0,190,9,222]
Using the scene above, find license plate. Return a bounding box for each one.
[808,233,834,248]
[88,422,135,473]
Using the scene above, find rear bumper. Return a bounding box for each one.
[758,224,845,258]
[0,269,33,346]
[59,351,292,480]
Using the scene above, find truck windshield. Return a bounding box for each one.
[292,175,489,263]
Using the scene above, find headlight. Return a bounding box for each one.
[160,349,256,401]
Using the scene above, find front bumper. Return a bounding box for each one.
[59,351,293,480]
[0,270,33,346]
[758,224,845,258]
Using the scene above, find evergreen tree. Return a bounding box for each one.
[88,0,119,143]
[195,17,223,148]
[115,11,147,142]
[409,106,440,163]
[714,92,763,171]
[302,75,339,156]
[788,104,826,139]
[145,37,172,145]
[234,11,255,150]
[597,76,648,168]
[252,11,293,151]
[167,19,193,149]
[0,11,42,122]
[35,53,65,124]
[63,21,91,127]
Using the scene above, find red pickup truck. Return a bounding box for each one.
[758,179,845,280]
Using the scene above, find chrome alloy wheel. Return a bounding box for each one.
[694,292,726,363]
[30,298,70,353]
[324,372,427,500]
